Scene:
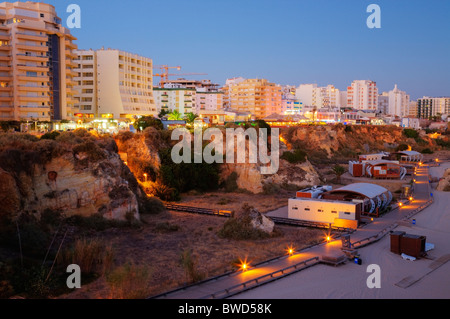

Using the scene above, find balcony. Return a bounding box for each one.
[16,32,48,41]
[18,85,48,92]
[0,55,11,61]
[19,95,50,103]
[16,43,48,52]
[16,53,48,62]
[0,35,10,41]
[65,50,77,59]
[17,64,49,72]
[18,74,49,82]
[0,95,12,101]
[0,45,11,51]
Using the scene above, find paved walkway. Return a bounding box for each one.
[152,165,432,299]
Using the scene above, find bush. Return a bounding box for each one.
[40,131,61,140]
[133,116,164,131]
[421,148,434,154]
[280,149,307,164]
[59,238,114,276]
[73,140,106,162]
[223,172,239,193]
[403,128,419,139]
[179,249,205,284]
[139,196,166,215]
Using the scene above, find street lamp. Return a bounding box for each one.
[143,173,148,183]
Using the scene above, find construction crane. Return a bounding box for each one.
[153,65,207,87]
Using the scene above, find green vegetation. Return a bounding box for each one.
[157,146,220,200]
[403,128,419,139]
[133,116,164,131]
[332,164,346,184]
[280,149,307,164]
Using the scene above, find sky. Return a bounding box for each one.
[46,0,450,100]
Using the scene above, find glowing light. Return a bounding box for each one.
[326,236,331,242]
[286,245,295,256]
[435,158,439,162]
[409,196,413,201]
[237,257,250,272]
[399,202,403,207]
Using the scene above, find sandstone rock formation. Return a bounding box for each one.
[0,131,142,222]
[437,168,450,191]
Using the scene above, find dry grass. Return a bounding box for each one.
[60,192,326,299]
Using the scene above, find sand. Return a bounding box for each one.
[234,162,450,299]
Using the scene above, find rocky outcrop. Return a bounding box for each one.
[437,168,450,191]
[0,131,141,222]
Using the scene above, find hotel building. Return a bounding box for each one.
[0,1,78,121]
[74,48,156,120]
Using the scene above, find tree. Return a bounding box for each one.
[184,112,199,125]
[133,116,163,131]
[332,164,346,184]
[168,110,183,121]
[158,109,170,119]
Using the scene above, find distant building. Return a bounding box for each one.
[295,84,341,109]
[153,87,195,116]
[417,97,450,119]
[0,1,78,121]
[347,80,378,111]
[387,84,410,117]
[74,48,156,120]
[378,93,389,114]
[223,78,282,119]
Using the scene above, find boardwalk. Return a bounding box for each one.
[151,165,433,299]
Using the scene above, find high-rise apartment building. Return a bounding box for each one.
[0,1,78,121]
[153,87,196,116]
[387,84,410,117]
[225,78,282,119]
[417,97,450,119]
[74,48,156,120]
[295,84,341,109]
[347,80,378,110]
[153,78,222,115]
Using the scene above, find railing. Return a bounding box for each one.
[164,203,232,218]
[203,257,320,299]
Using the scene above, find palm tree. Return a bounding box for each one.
[168,110,183,121]
[184,112,199,124]
[332,164,346,184]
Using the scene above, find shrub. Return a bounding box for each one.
[59,238,114,275]
[421,148,434,154]
[73,140,106,162]
[396,144,409,151]
[139,196,166,215]
[133,116,164,131]
[223,172,239,193]
[403,128,419,139]
[280,149,307,164]
[40,131,61,140]
[179,249,205,284]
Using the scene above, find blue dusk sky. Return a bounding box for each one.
[46,0,449,100]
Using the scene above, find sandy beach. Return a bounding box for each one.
[234,162,450,299]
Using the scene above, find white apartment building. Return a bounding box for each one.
[74,48,156,120]
[347,80,378,111]
[296,84,341,109]
[153,87,196,116]
[387,84,410,117]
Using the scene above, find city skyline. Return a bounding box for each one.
[44,0,450,100]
